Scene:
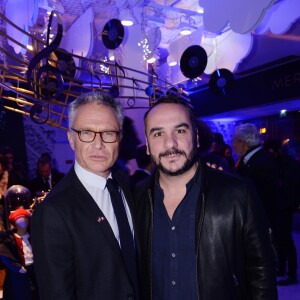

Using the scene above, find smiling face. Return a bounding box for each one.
[67,103,120,178]
[145,103,199,176]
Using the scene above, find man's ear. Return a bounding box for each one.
[67,130,75,151]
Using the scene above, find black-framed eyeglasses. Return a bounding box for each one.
[71,128,120,143]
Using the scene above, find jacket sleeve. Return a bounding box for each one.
[0,255,23,273]
[31,202,76,300]
[243,185,278,300]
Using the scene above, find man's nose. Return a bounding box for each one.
[94,132,104,149]
[164,133,178,148]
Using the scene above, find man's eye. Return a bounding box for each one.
[153,132,163,137]
[177,129,186,134]
[103,131,114,137]
[81,130,93,136]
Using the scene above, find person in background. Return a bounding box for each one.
[118,116,141,174]
[31,91,139,300]
[0,156,12,199]
[29,153,64,197]
[196,119,230,171]
[1,146,28,186]
[211,132,225,153]
[134,95,278,300]
[233,123,280,236]
[264,139,299,285]
[224,144,236,172]
[0,207,39,300]
[0,155,20,229]
[130,145,154,186]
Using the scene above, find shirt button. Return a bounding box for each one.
[171,253,176,258]
[172,281,176,285]
[171,226,175,230]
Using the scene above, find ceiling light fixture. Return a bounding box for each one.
[147,54,156,64]
[120,8,134,27]
[108,50,115,61]
[26,44,33,51]
[169,61,177,66]
[168,56,177,66]
[179,23,197,35]
[178,16,197,36]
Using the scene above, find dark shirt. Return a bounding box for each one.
[152,168,200,300]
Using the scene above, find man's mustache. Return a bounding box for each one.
[159,148,186,158]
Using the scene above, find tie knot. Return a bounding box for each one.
[106,178,118,191]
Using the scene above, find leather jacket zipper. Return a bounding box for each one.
[268,227,277,262]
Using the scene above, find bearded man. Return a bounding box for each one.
[134,95,278,300]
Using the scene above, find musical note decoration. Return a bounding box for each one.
[26,10,64,124]
[0,12,182,130]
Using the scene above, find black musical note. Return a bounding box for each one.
[88,65,102,91]
[127,78,141,107]
[27,11,64,101]
[108,61,126,98]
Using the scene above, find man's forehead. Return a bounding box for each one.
[147,103,189,120]
[146,103,190,130]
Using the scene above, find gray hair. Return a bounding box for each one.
[234,123,261,148]
[68,92,124,129]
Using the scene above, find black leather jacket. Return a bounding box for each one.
[134,163,278,300]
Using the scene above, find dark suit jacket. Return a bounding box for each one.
[31,166,137,300]
[29,170,64,197]
[235,147,279,229]
[130,169,150,186]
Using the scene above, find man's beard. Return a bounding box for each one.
[151,147,198,176]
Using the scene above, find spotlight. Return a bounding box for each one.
[120,8,134,27]
[146,54,156,64]
[168,56,177,66]
[280,109,287,117]
[108,50,115,61]
[178,17,197,36]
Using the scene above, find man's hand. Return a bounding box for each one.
[206,162,223,171]
[19,266,27,273]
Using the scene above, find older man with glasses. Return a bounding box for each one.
[31,91,139,300]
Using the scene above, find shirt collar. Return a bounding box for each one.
[15,232,30,239]
[74,161,111,189]
[243,145,262,164]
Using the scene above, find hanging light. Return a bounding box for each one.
[146,54,156,64]
[178,16,197,36]
[108,50,115,61]
[168,55,177,66]
[120,8,134,27]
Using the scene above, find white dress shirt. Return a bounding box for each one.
[74,161,134,246]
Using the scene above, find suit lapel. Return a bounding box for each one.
[69,169,126,270]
